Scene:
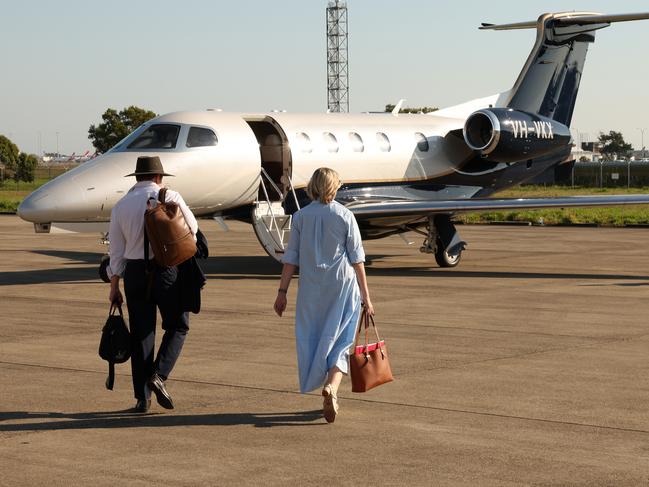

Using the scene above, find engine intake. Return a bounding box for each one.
[463,108,571,163]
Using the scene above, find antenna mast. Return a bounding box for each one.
[326,1,349,112]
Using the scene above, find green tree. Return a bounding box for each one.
[15,153,38,182]
[88,106,157,153]
[385,104,438,114]
[598,131,633,161]
[0,135,20,171]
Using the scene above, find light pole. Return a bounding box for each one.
[599,160,603,189]
[638,128,646,159]
[56,132,60,159]
[627,160,631,189]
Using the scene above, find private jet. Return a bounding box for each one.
[18,11,649,280]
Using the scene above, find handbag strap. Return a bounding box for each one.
[106,304,121,391]
[109,303,123,317]
[105,362,115,390]
[353,308,382,348]
[353,308,367,348]
[366,313,382,342]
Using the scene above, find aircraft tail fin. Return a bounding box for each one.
[481,12,649,127]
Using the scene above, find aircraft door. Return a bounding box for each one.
[245,117,296,262]
[244,118,292,201]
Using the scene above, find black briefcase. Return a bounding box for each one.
[98,304,131,390]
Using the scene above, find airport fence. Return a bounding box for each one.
[0,163,78,187]
[562,161,649,188]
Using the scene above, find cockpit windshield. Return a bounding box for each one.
[127,124,181,150]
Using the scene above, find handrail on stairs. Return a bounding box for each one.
[256,169,297,252]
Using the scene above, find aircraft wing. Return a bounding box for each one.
[346,194,649,219]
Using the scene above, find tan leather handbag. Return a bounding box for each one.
[144,188,196,267]
[350,308,394,393]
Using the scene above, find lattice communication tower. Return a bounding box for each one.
[326,1,349,112]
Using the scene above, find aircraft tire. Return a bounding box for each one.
[434,241,461,268]
[99,255,110,283]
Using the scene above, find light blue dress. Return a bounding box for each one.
[283,201,365,393]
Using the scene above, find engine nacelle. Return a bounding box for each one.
[463,108,571,163]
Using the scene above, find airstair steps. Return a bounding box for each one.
[251,168,300,262]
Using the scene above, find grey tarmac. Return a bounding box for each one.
[0,214,648,486]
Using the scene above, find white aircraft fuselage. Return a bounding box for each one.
[19,109,477,225]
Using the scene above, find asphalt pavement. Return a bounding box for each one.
[1,215,648,486]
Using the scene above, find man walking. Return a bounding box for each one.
[107,156,198,413]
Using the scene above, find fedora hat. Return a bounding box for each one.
[125,156,174,177]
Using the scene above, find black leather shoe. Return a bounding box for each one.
[148,373,174,409]
[133,399,151,413]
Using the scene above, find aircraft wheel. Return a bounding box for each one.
[434,241,462,268]
[99,255,110,283]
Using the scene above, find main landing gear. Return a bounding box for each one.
[98,232,111,283]
[418,215,466,268]
[99,255,110,283]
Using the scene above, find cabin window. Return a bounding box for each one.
[127,124,181,149]
[186,127,218,148]
[323,132,339,153]
[296,132,312,153]
[348,132,364,152]
[376,132,391,152]
[415,132,429,152]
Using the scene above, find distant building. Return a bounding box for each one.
[631,149,649,161]
[571,148,598,162]
[571,141,601,162]
[581,141,602,153]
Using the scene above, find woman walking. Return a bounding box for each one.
[274,167,373,423]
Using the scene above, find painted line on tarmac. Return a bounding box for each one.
[2,359,648,436]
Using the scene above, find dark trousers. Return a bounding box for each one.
[124,260,189,400]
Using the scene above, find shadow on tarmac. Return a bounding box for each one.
[31,250,104,264]
[201,256,281,280]
[0,409,324,430]
[365,267,649,281]
[2,251,648,286]
[0,267,98,286]
[200,254,390,280]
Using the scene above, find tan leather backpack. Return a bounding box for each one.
[144,187,196,267]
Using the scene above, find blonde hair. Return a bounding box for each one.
[306,167,341,204]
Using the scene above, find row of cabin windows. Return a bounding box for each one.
[125,123,431,154]
[127,124,218,150]
[297,131,430,154]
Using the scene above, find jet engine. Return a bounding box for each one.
[463,108,571,163]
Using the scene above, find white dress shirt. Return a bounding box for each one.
[107,181,199,278]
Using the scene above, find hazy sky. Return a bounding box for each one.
[1,0,648,155]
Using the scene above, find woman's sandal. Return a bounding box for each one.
[322,384,339,423]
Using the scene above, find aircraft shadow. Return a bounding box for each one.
[0,409,324,431]
[31,250,104,265]
[365,267,649,281]
[0,266,98,286]
[0,250,103,286]
[201,254,392,280]
[201,256,281,280]
[3,250,647,286]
